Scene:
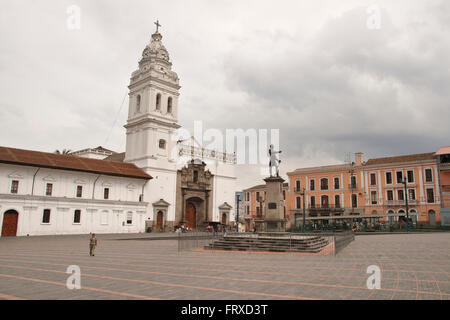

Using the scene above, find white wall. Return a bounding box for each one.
[0,163,149,237]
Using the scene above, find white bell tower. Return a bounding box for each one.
[124,21,181,228]
[124,20,181,168]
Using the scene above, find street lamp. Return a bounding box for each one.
[300,188,306,232]
[401,178,410,232]
[236,195,241,232]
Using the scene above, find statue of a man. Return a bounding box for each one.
[268,144,282,177]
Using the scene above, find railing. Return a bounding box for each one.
[178,231,226,252]
[308,204,344,209]
[348,183,358,189]
[333,232,355,255]
[178,144,236,164]
[385,200,417,206]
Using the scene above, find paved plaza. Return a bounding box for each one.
[0,233,449,300]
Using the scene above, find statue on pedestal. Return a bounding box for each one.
[268,144,282,177]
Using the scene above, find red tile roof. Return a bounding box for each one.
[0,146,151,180]
[364,152,436,166]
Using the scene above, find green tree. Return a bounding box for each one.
[54,149,72,155]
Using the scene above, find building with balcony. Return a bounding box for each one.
[436,146,450,226]
[286,150,444,227]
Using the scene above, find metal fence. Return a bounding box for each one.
[177,231,226,252]
[333,231,355,255]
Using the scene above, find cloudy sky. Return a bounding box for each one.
[1,0,449,190]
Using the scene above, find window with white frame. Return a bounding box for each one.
[396,171,403,183]
[408,189,416,200]
[385,172,393,184]
[425,168,433,182]
[387,190,394,201]
[42,209,51,224]
[370,173,376,186]
[73,210,81,224]
[370,191,377,204]
[426,188,434,203]
[407,170,414,183]
[126,212,133,225]
[46,183,53,196]
[10,180,19,194]
[334,177,340,189]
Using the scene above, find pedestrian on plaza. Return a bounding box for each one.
[89,233,98,256]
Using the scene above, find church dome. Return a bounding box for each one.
[141,31,170,63]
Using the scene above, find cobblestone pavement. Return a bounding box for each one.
[0,233,449,300]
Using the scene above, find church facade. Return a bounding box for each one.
[0,26,236,237]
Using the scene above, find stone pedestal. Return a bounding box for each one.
[255,176,286,232]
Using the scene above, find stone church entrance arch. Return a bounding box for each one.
[1,210,19,237]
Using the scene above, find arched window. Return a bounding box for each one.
[159,139,166,149]
[321,195,329,208]
[167,97,173,113]
[136,94,141,112]
[156,93,161,110]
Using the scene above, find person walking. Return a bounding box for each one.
[89,233,98,256]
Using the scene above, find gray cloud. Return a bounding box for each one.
[0,1,448,191]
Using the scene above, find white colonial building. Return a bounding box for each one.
[0,25,236,237]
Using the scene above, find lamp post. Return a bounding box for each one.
[300,188,306,232]
[402,178,410,232]
[236,195,241,232]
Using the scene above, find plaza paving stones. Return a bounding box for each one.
[0,233,449,300]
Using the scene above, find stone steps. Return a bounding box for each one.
[205,235,330,253]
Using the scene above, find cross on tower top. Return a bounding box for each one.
[154,20,161,33]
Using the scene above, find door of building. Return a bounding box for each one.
[156,211,164,231]
[221,213,227,225]
[429,210,436,226]
[1,210,19,237]
[185,202,196,229]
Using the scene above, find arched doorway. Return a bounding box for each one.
[429,210,436,226]
[1,210,19,237]
[221,213,227,225]
[185,202,196,229]
[156,211,164,231]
